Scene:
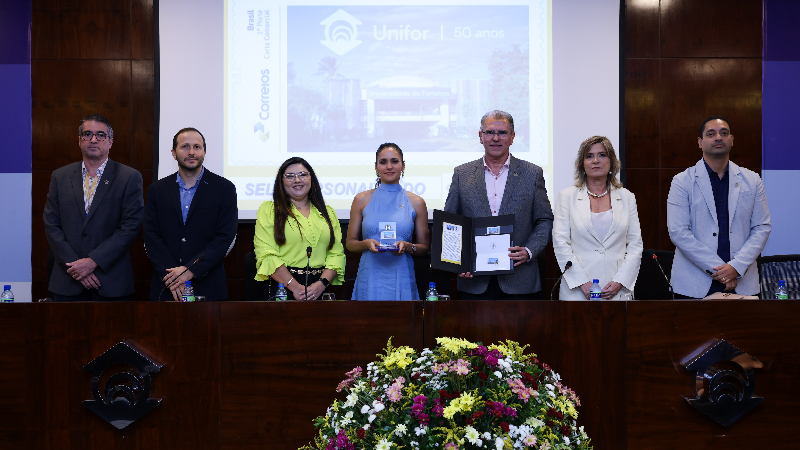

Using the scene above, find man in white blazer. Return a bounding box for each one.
[667,116,771,298]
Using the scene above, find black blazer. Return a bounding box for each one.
[142,169,238,301]
[43,160,144,297]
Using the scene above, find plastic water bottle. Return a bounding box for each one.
[182,281,195,302]
[1,285,13,303]
[590,279,602,300]
[775,280,788,300]
[426,282,438,301]
[275,283,288,301]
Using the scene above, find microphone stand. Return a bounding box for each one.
[650,250,675,300]
[305,246,312,300]
[550,261,572,300]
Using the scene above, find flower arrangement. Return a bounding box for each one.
[300,337,593,450]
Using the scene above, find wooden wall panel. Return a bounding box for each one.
[19,303,220,450]
[625,0,660,58]
[430,301,627,450]
[131,60,155,170]
[627,301,800,449]
[660,58,762,170]
[131,0,154,60]
[624,59,659,169]
[625,168,660,250]
[0,307,28,449]
[31,0,132,60]
[218,302,422,450]
[661,0,763,58]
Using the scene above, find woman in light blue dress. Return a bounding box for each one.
[347,143,429,300]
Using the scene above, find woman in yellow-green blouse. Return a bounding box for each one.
[254,157,345,300]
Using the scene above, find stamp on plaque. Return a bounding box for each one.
[487,226,500,235]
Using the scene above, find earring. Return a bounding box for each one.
[376,171,380,177]
[401,170,405,177]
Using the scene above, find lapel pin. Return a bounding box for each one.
[735,183,739,187]
[513,173,518,176]
[104,180,109,184]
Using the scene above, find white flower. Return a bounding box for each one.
[395,424,407,436]
[563,436,570,446]
[368,414,377,423]
[483,432,492,440]
[363,424,370,431]
[495,437,505,450]
[376,439,391,450]
[361,404,371,414]
[373,400,385,412]
[579,426,588,438]
[525,417,544,429]
[344,392,358,407]
[415,426,427,436]
[465,426,481,444]
[494,371,502,378]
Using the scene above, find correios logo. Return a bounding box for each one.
[320,9,362,56]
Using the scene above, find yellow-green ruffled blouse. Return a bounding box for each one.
[253,201,345,285]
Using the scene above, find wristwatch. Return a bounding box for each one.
[320,277,330,289]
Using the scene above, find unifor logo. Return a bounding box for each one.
[681,339,764,426]
[83,342,163,429]
[320,9,362,56]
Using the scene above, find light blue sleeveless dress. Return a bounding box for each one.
[352,183,419,300]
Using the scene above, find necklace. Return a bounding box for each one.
[587,189,609,198]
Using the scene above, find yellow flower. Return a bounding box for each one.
[488,343,513,358]
[442,391,480,419]
[436,337,478,354]
[384,346,415,369]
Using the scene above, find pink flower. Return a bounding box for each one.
[444,442,459,450]
[432,362,450,374]
[336,366,363,392]
[385,376,406,403]
[523,434,537,447]
[508,377,537,403]
[449,358,471,375]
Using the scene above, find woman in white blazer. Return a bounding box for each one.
[553,136,643,300]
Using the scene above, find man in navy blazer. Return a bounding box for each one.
[44,114,144,301]
[667,116,771,298]
[444,110,553,299]
[143,128,238,301]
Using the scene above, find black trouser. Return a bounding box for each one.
[458,276,540,300]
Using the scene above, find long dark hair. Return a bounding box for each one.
[272,157,335,249]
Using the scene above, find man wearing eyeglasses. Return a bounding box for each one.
[43,114,144,301]
[142,128,238,301]
[444,110,553,299]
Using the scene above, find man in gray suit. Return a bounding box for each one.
[667,116,771,298]
[43,114,144,301]
[444,110,553,299]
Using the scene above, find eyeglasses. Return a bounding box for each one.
[80,131,109,141]
[482,130,511,139]
[283,172,310,181]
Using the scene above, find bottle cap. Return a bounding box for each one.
[593,279,599,283]
[278,283,285,288]
[185,281,192,286]
[3,285,10,290]
[429,282,435,287]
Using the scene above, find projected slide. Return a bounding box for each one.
[224,0,550,216]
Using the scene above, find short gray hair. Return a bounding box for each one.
[79,114,114,139]
[479,110,514,133]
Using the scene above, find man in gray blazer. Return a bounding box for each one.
[43,114,144,301]
[444,110,553,299]
[667,116,771,298]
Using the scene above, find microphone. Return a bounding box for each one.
[551,261,572,300]
[159,254,205,301]
[649,250,674,300]
[305,246,312,300]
